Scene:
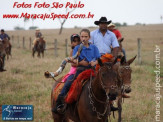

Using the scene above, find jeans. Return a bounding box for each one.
[59,74,75,97]
[122,48,126,61]
[58,66,91,98]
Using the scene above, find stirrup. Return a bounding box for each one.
[57,104,65,113]
[52,104,64,114]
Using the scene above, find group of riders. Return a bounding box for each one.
[1,16,131,120]
[45,17,129,115]
[0,28,46,71]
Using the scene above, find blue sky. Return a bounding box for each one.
[1,0,163,30]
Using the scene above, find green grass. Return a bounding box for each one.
[0,25,163,122]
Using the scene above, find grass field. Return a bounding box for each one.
[0,24,163,122]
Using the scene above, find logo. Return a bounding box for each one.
[2,105,33,121]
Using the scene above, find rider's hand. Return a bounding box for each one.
[44,71,50,78]
[79,58,89,66]
[89,60,98,67]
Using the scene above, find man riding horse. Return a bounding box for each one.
[89,17,121,111]
[33,28,46,51]
[0,29,11,71]
[107,22,127,61]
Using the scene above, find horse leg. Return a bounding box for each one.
[37,51,40,58]
[0,58,3,71]
[32,48,35,57]
[9,45,12,58]
[6,54,9,60]
[118,96,122,122]
[42,51,44,58]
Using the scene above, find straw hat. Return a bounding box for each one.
[36,28,40,31]
[107,23,115,27]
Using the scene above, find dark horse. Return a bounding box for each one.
[0,54,4,71]
[114,55,136,122]
[32,38,45,58]
[1,38,12,60]
[50,59,119,122]
[0,40,6,71]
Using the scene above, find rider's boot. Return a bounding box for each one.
[52,95,65,114]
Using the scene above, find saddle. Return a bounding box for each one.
[53,69,96,104]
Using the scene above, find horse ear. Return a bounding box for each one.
[127,55,137,65]
[119,38,124,43]
[113,57,118,65]
[98,58,103,67]
[120,56,126,65]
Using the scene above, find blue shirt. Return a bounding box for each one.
[0,33,9,40]
[89,29,119,55]
[73,44,100,62]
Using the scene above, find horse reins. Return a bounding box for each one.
[88,65,117,119]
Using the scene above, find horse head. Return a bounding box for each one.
[117,55,136,93]
[97,58,119,98]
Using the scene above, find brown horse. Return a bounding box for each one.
[0,55,3,71]
[1,38,12,60]
[114,55,136,122]
[32,38,45,58]
[0,40,6,71]
[51,59,119,122]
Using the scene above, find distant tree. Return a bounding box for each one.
[135,23,142,25]
[114,22,121,27]
[14,26,25,30]
[123,22,127,26]
[29,26,38,30]
[50,0,77,35]
[24,18,29,28]
[161,16,163,23]
[74,26,78,29]
[31,18,36,26]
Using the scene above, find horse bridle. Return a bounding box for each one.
[118,65,131,92]
[88,65,118,119]
[99,66,118,90]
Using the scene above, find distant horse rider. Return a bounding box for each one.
[0,29,11,48]
[107,22,126,60]
[0,29,10,41]
[0,29,11,71]
[33,28,46,51]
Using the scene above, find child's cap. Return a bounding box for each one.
[70,34,80,42]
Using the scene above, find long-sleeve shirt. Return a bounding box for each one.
[73,44,100,63]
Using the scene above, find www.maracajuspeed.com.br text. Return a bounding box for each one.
[3,12,94,20]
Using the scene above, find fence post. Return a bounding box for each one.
[29,37,32,49]
[17,36,20,48]
[23,37,25,49]
[11,35,14,46]
[54,39,58,57]
[65,39,68,57]
[137,38,142,65]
